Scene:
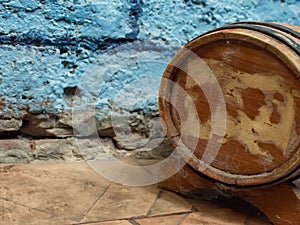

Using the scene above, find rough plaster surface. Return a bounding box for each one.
[139,0,300,45]
[0,0,299,162]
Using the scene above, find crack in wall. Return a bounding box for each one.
[127,0,143,40]
[0,35,135,51]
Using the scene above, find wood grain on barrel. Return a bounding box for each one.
[159,24,300,187]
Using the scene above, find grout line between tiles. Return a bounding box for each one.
[73,212,193,224]
[129,219,140,225]
[145,211,193,219]
[177,213,190,225]
[75,183,112,223]
[0,197,58,217]
[145,189,162,217]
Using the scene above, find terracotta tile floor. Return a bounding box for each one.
[0,161,271,225]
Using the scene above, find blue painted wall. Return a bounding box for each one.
[0,0,299,135]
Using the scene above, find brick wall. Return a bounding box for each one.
[0,0,299,162]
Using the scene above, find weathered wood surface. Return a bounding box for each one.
[159,23,300,187]
[159,22,300,225]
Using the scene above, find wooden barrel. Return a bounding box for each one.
[159,22,300,187]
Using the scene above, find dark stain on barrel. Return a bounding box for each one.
[270,103,281,124]
[257,141,286,163]
[273,92,284,102]
[190,85,211,123]
[270,92,284,124]
[241,88,266,120]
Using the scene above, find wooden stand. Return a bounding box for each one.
[160,165,300,225]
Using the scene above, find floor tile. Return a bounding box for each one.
[81,183,160,222]
[181,208,247,225]
[0,162,111,222]
[83,220,133,225]
[0,162,278,225]
[88,159,157,186]
[0,199,71,225]
[148,190,192,216]
[135,214,188,225]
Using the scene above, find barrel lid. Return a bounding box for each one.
[159,23,300,187]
